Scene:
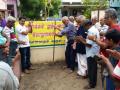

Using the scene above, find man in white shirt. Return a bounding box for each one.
[76,20,100,89]
[3,16,16,66]
[16,17,32,74]
[94,18,109,37]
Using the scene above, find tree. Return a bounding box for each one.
[19,0,61,20]
[48,0,61,18]
[82,0,109,18]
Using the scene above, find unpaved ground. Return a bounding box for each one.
[20,61,102,90]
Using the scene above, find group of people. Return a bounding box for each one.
[0,12,33,90]
[54,8,120,90]
[1,7,120,90]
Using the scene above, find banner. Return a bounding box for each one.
[16,21,65,47]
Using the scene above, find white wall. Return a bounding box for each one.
[31,46,65,64]
[0,0,7,10]
[91,10,105,20]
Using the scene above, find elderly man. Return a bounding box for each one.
[3,16,16,66]
[89,8,120,90]
[55,16,76,72]
[73,15,87,77]
[76,20,100,89]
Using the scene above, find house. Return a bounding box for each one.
[0,0,19,18]
[61,0,83,17]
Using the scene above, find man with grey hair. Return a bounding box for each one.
[3,16,17,66]
[104,8,120,31]
[69,16,75,23]
[88,8,120,90]
[55,16,76,72]
[72,15,88,77]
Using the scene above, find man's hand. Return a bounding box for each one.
[54,25,61,31]
[106,49,120,59]
[72,42,76,50]
[3,47,9,55]
[75,36,85,43]
[28,21,33,33]
[54,32,62,37]
[99,53,109,64]
[88,35,96,42]
[18,41,26,45]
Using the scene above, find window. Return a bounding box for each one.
[7,4,15,17]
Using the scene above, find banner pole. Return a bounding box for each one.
[53,19,56,63]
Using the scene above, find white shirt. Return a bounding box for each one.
[3,26,17,41]
[0,61,19,89]
[86,25,100,58]
[95,22,109,33]
[3,26,12,40]
[16,24,30,48]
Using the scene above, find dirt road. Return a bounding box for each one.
[20,61,102,90]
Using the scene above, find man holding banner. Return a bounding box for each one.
[54,16,76,72]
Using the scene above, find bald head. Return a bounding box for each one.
[100,18,105,25]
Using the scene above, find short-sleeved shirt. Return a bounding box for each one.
[86,25,100,58]
[16,24,30,48]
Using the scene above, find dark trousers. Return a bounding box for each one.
[65,40,76,71]
[19,47,31,72]
[87,56,97,87]
[0,41,18,66]
[6,41,18,66]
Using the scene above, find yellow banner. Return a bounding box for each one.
[16,21,65,47]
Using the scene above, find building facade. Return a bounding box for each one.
[61,0,83,17]
[0,0,18,18]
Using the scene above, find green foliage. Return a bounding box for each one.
[49,0,61,17]
[82,0,109,18]
[19,0,61,20]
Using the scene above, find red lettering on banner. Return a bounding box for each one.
[32,32,55,37]
[47,24,55,29]
[32,24,44,29]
